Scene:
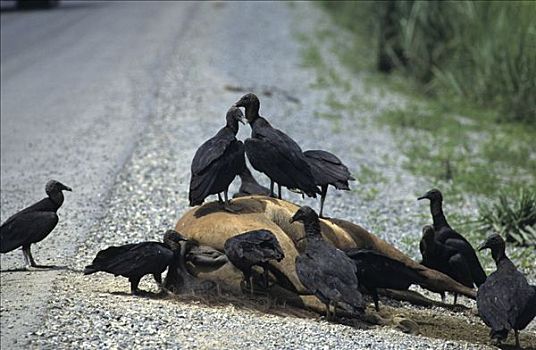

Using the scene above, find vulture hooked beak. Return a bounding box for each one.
[477,242,489,251]
[233,98,246,108]
[289,212,301,224]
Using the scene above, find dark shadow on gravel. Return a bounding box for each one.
[401,306,536,349]
[167,276,374,330]
[172,289,324,320]
[499,345,536,350]
[110,290,169,299]
[166,272,536,348]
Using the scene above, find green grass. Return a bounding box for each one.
[321,1,536,124]
[478,189,536,247]
[378,100,536,197]
[353,186,381,202]
[299,4,536,199]
[350,164,387,202]
[300,41,324,69]
[356,164,386,185]
[296,1,536,271]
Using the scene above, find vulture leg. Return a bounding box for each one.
[262,265,270,289]
[243,269,254,295]
[130,277,141,295]
[319,185,328,218]
[154,273,171,296]
[22,246,32,268]
[332,302,338,321]
[371,288,380,311]
[453,293,458,305]
[217,193,223,203]
[153,273,163,289]
[270,181,276,198]
[325,302,331,321]
[23,246,37,267]
[277,183,282,199]
[515,330,520,348]
[22,245,55,269]
[223,190,240,213]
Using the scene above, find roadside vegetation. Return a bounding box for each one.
[297,1,535,270]
[478,189,536,247]
[321,1,536,124]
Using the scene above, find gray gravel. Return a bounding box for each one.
[1,1,533,349]
[1,1,188,347]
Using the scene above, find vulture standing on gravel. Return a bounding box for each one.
[418,189,486,301]
[304,149,355,217]
[346,248,425,311]
[189,107,246,211]
[419,225,474,303]
[477,234,536,348]
[234,93,319,199]
[84,230,182,295]
[232,166,271,198]
[0,180,72,268]
[291,206,364,320]
[224,229,285,292]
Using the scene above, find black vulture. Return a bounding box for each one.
[419,225,474,303]
[0,180,72,268]
[345,248,425,311]
[303,149,355,217]
[477,234,536,348]
[232,166,271,198]
[290,206,364,320]
[224,229,284,292]
[234,93,319,199]
[418,189,486,296]
[189,107,246,211]
[161,230,229,293]
[83,230,182,295]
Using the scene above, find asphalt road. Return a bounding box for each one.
[1,2,198,347]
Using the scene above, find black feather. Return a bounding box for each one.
[1,180,71,268]
[477,234,536,347]
[189,108,245,206]
[84,241,176,294]
[346,248,425,310]
[304,149,354,216]
[292,206,364,316]
[236,93,319,198]
[419,189,486,290]
[420,226,474,293]
[304,150,354,190]
[224,229,284,288]
[233,166,271,198]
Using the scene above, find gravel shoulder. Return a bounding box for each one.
[1,2,196,347]
[1,2,534,349]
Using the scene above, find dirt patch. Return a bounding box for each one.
[386,305,536,350]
